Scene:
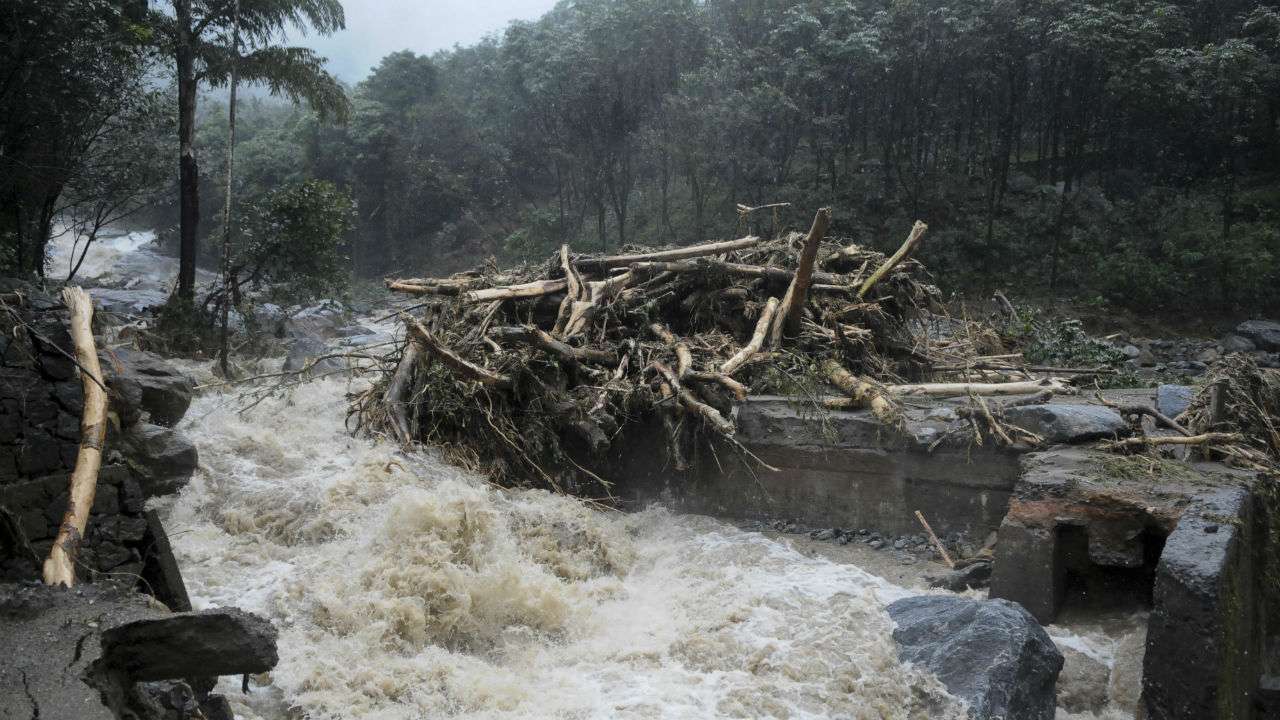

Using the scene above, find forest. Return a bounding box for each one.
[4,0,1280,318]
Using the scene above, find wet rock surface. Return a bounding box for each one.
[1155,383,1194,418]
[100,347,194,427]
[887,595,1064,720]
[0,583,276,720]
[1002,403,1129,444]
[118,423,199,497]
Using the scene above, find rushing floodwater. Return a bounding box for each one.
[159,373,967,720]
[67,226,1139,719]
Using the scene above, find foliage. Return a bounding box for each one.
[233,180,355,304]
[0,0,157,275]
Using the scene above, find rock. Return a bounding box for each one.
[101,348,195,427]
[1221,334,1256,353]
[868,539,885,549]
[334,324,374,338]
[118,423,198,497]
[1002,404,1128,444]
[1235,319,1280,351]
[810,528,836,541]
[1135,348,1157,366]
[1253,351,1280,369]
[283,337,344,374]
[1155,384,1195,419]
[887,595,1063,720]
[928,559,992,591]
[99,606,278,682]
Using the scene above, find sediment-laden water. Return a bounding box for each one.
[160,374,968,719]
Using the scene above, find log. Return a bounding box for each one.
[771,207,831,346]
[1104,432,1244,451]
[407,318,511,388]
[490,326,618,366]
[857,220,928,299]
[383,338,423,445]
[888,378,1070,398]
[651,361,735,435]
[650,323,747,400]
[43,287,108,588]
[385,278,477,296]
[577,236,763,272]
[721,297,779,376]
[464,278,567,303]
[915,510,955,568]
[628,259,850,286]
[821,359,902,429]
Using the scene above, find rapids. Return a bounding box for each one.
[159,372,966,719]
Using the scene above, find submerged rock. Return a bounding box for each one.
[1002,404,1128,444]
[886,595,1063,720]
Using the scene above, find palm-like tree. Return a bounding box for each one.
[151,0,351,303]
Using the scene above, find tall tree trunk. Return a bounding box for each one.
[217,0,241,377]
[175,0,200,303]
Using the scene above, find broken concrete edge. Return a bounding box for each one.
[0,582,278,720]
[1142,485,1265,720]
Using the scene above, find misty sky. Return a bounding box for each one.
[300,0,561,82]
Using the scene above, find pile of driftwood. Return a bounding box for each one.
[353,210,1064,493]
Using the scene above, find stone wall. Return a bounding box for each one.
[0,282,196,591]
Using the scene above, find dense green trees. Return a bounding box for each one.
[218,0,1272,313]
[149,0,349,301]
[0,0,157,275]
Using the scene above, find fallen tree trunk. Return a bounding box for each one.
[491,325,618,366]
[628,259,850,286]
[888,378,1070,398]
[43,287,108,588]
[384,339,424,445]
[577,236,763,271]
[857,220,928,299]
[721,297,779,376]
[651,361,735,435]
[1103,432,1244,450]
[464,278,567,303]
[771,207,831,346]
[822,359,902,428]
[408,318,511,388]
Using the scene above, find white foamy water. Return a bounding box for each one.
[159,372,967,720]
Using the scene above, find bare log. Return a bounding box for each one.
[650,323,746,400]
[384,339,424,445]
[43,287,108,588]
[888,378,1071,398]
[490,326,618,366]
[821,359,902,429]
[1103,432,1244,451]
[771,207,832,346]
[464,279,567,303]
[629,259,850,286]
[577,237,763,272]
[915,510,955,568]
[721,297,779,376]
[563,271,634,338]
[857,220,928,299]
[652,361,735,435]
[385,278,479,296]
[407,318,511,388]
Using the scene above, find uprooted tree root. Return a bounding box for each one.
[352,210,1071,496]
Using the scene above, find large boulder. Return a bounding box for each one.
[1235,320,1280,351]
[1002,404,1129,444]
[887,596,1063,720]
[100,606,278,681]
[100,348,194,427]
[117,423,198,497]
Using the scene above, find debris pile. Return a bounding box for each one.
[354,210,1065,493]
